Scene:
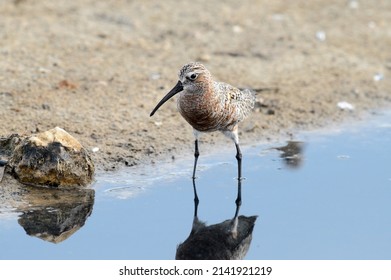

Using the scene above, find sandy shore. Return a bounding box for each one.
[1,0,390,171]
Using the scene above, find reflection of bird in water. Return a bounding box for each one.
[274,141,304,168]
[150,62,255,180]
[176,179,257,260]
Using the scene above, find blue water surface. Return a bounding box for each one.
[0,111,390,260]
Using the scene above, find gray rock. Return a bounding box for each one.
[0,133,21,158]
[3,127,94,187]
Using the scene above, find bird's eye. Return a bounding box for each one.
[188,73,198,81]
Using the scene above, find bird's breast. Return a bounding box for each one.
[177,91,237,132]
[177,92,220,132]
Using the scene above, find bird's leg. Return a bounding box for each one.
[234,177,242,218]
[235,143,243,180]
[231,177,242,239]
[192,177,199,218]
[192,139,200,179]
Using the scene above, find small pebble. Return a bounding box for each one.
[337,101,354,111]
[38,67,51,73]
[373,73,384,82]
[316,31,326,41]
[41,103,50,110]
[232,25,243,33]
[150,73,160,80]
[271,14,285,21]
[98,81,108,86]
[348,0,359,9]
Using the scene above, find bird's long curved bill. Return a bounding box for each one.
[150,81,183,117]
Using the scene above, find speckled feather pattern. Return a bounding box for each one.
[177,63,255,134]
[150,62,253,179]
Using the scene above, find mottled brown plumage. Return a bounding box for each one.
[150,62,255,179]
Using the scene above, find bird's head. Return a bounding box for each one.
[150,62,211,117]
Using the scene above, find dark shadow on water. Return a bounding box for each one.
[176,178,257,260]
[0,174,95,243]
[273,141,305,169]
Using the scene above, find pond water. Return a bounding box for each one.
[1,111,390,260]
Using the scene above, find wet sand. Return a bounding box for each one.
[0,0,390,171]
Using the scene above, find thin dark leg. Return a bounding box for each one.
[234,177,242,218]
[235,143,242,180]
[192,139,200,179]
[192,178,199,218]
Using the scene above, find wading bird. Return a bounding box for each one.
[150,62,255,180]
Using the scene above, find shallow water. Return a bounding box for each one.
[1,111,391,260]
